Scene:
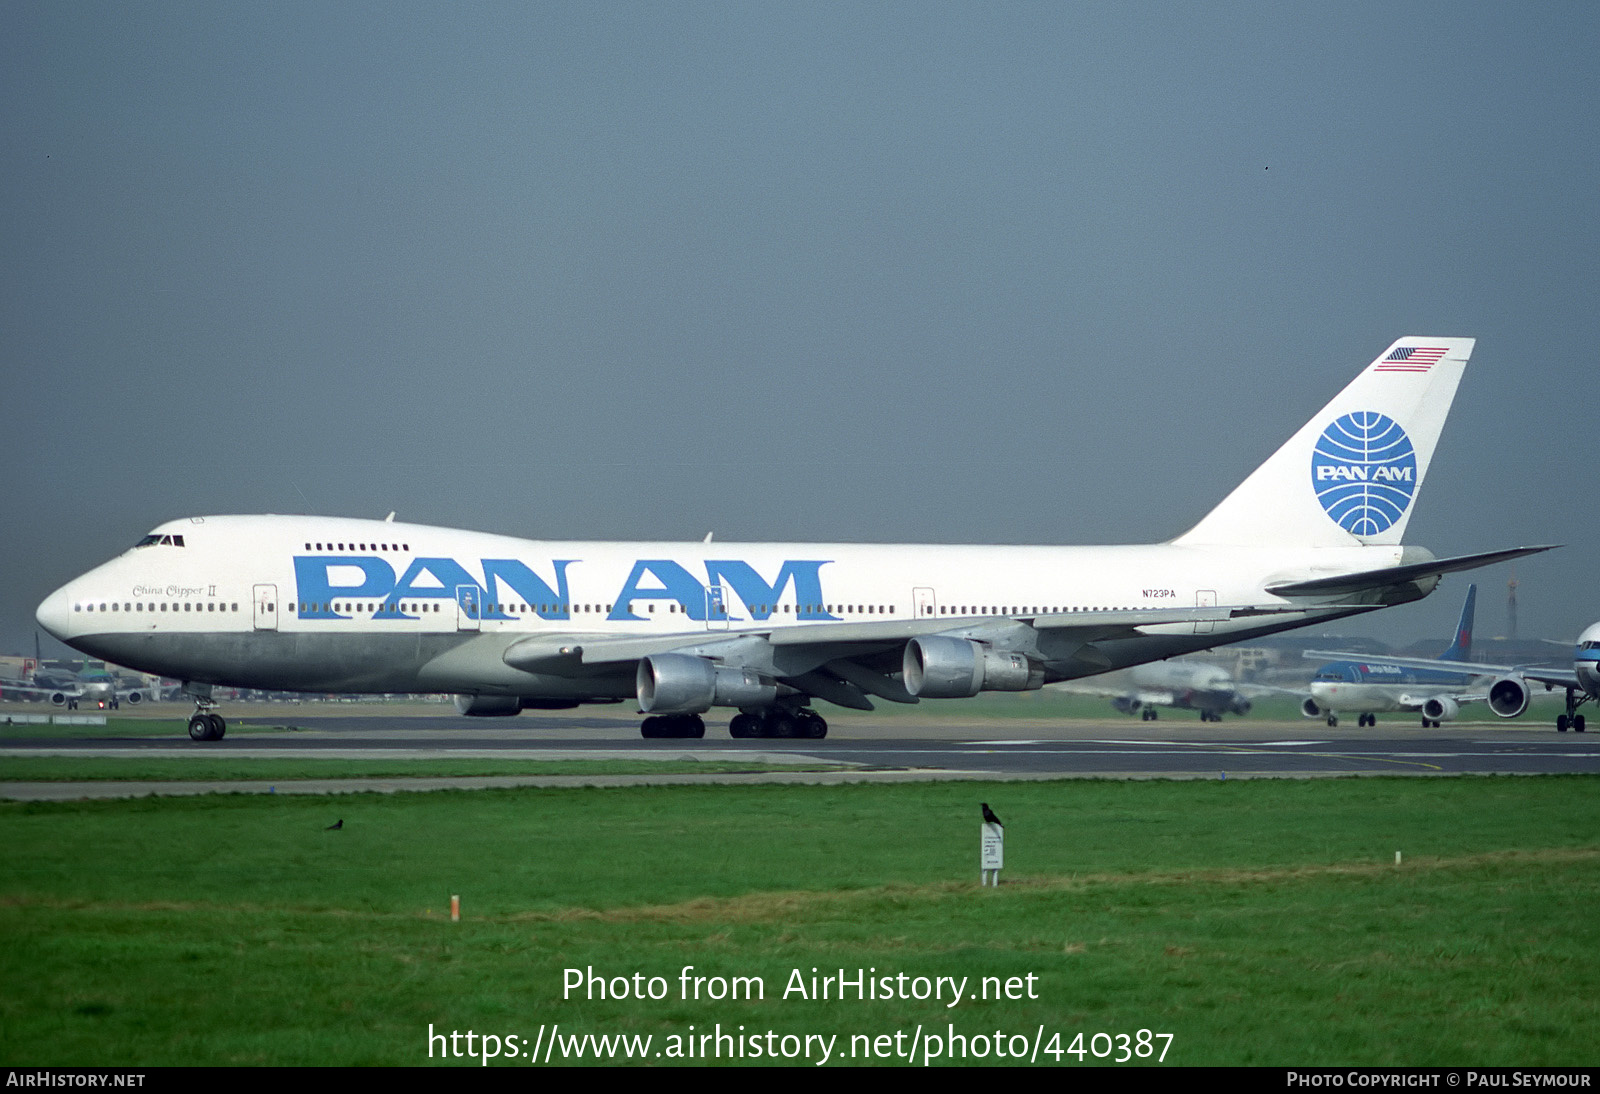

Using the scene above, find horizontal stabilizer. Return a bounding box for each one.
[1265,545,1557,597]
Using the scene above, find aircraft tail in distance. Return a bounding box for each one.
[1440,584,1476,662]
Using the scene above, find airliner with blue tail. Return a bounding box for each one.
[1301,585,1483,727]
[1309,619,1600,732]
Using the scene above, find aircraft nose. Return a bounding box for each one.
[36,585,74,640]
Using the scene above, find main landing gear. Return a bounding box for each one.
[184,683,226,742]
[188,711,226,741]
[639,713,705,739]
[728,707,828,739]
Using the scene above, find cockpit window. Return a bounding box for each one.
[133,534,186,549]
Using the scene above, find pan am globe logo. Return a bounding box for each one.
[1311,412,1417,536]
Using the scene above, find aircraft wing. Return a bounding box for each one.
[1265,545,1558,597]
[1301,650,1578,690]
[1235,682,1308,699]
[506,602,1333,671]
[0,678,72,701]
[1052,680,1176,703]
[1388,690,1489,712]
[499,603,1346,710]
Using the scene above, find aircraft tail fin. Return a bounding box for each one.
[1173,337,1474,548]
[1440,583,1476,662]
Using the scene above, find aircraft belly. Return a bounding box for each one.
[68,630,445,693]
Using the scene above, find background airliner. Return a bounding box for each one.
[1056,659,1269,722]
[34,338,1552,742]
[1307,623,1600,732]
[1302,585,1481,727]
[0,661,153,710]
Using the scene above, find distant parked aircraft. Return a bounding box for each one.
[1301,585,1481,727]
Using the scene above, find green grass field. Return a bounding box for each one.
[3,775,1598,1066]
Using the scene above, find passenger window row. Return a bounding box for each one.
[76,601,237,613]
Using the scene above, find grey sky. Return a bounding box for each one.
[4,2,1595,659]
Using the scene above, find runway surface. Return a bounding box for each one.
[5,707,1599,784]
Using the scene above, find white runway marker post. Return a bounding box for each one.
[981,822,1004,886]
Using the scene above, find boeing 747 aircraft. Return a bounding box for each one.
[34,338,1552,741]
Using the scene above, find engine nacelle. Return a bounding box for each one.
[1301,697,1324,719]
[1421,696,1460,722]
[124,690,144,705]
[453,693,522,717]
[1111,695,1141,715]
[1487,676,1531,719]
[636,653,777,714]
[1229,696,1253,716]
[49,692,68,707]
[902,636,1044,698]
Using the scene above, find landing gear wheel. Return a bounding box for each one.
[729,714,756,739]
[801,712,828,739]
[188,713,224,742]
[1326,715,1338,727]
[1557,714,1569,732]
[640,714,705,739]
[1576,715,1586,733]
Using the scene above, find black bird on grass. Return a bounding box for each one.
[981,803,1003,827]
[325,819,342,830]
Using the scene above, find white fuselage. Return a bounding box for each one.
[1309,679,1481,715]
[35,514,1412,701]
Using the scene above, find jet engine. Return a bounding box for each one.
[124,690,143,705]
[1112,695,1141,715]
[453,693,522,717]
[49,692,68,707]
[1300,697,1324,719]
[1421,696,1460,722]
[636,653,777,714]
[902,636,1043,698]
[1487,676,1531,719]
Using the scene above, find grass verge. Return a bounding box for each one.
[2,776,1597,1065]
